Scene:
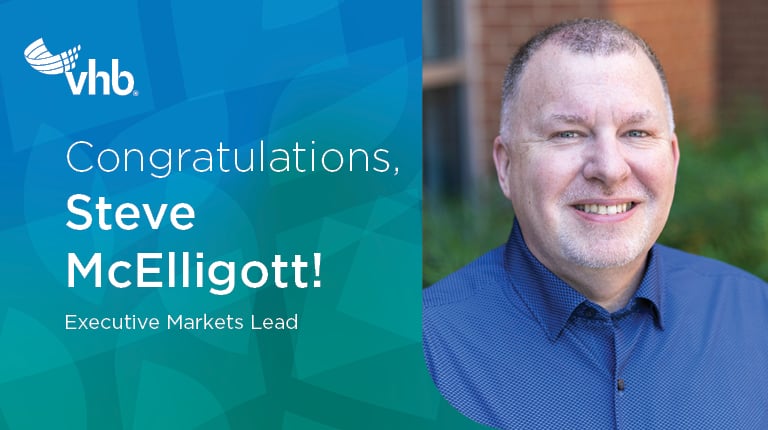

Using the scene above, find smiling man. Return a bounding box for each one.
[422,19,768,429]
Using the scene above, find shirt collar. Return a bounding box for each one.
[502,218,665,341]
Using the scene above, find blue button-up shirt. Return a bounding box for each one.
[423,220,768,429]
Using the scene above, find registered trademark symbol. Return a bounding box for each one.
[133,90,139,96]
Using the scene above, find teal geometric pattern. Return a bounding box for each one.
[0,0,484,428]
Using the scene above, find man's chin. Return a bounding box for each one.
[557,234,649,270]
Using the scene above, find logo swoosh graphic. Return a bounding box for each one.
[24,38,81,75]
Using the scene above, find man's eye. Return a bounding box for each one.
[626,130,649,138]
[556,131,579,138]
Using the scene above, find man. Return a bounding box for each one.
[422,19,768,429]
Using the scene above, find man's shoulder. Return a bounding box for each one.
[656,243,767,287]
[423,245,506,309]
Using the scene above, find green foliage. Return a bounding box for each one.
[660,108,768,280]
[423,188,513,286]
[424,108,768,285]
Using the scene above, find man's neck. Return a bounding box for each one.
[556,260,647,313]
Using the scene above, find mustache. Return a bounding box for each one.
[558,185,652,204]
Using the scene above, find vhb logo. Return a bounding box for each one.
[24,37,136,96]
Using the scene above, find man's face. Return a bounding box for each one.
[494,44,679,274]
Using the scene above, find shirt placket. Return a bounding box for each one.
[576,302,642,430]
[611,304,646,430]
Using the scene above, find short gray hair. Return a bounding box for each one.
[500,18,674,138]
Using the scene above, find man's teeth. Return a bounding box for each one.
[576,203,634,215]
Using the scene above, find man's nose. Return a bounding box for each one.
[581,134,631,188]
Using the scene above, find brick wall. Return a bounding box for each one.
[718,0,768,110]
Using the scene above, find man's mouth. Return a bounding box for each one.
[574,202,636,215]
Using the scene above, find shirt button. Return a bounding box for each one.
[584,307,596,318]
[617,379,625,391]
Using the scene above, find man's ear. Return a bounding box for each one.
[671,132,681,172]
[493,135,513,200]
